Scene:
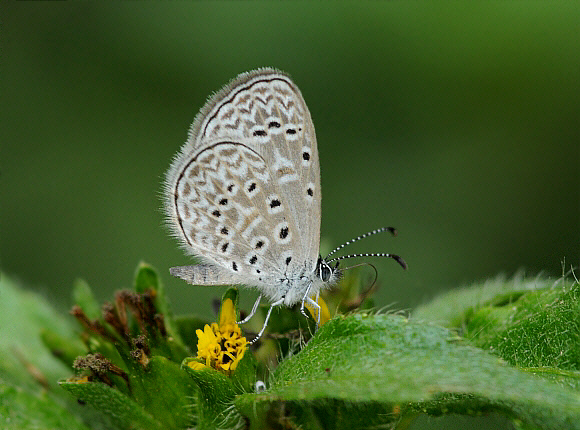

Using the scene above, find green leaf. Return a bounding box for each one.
[237,313,580,429]
[230,344,258,395]
[414,277,580,390]
[0,273,108,428]
[0,273,77,389]
[0,382,89,430]
[133,356,198,429]
[60,379,164,430]
[183,359,243,430]
[464,283,580,369]
[72,278,101,321]
[134,262,161,294]
[133,262,185,350]
[413,274,573,327]
[237,394,398,430]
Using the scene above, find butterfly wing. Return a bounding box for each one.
[165,69,321,299]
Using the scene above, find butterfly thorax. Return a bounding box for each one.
[264,256,340,306]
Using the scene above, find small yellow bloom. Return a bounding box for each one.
[305,295,331,326]
[195,298,246,372]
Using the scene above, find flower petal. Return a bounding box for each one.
[219,298,237,328]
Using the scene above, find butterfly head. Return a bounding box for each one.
[317,256,341,285]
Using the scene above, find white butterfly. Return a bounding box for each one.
[164,68,405,340]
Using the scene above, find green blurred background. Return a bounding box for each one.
[2,2,579,319]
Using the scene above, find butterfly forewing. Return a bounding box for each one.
[165,69,321,296]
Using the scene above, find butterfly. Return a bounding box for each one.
[164,68,406,341]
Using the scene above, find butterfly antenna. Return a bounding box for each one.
[325,227,398,258]
[327,252,407,270]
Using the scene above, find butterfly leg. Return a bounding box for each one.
[250,297,284,344]
[300,282,313,320]
[300,283,321,328]
[314,291,320,325]
[237,294,262,325]
[303,296,321,328]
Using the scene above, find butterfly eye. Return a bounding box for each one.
[319,261,332,282]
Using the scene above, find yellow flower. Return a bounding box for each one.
[304,295,331,326]
[194,298,246,373]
